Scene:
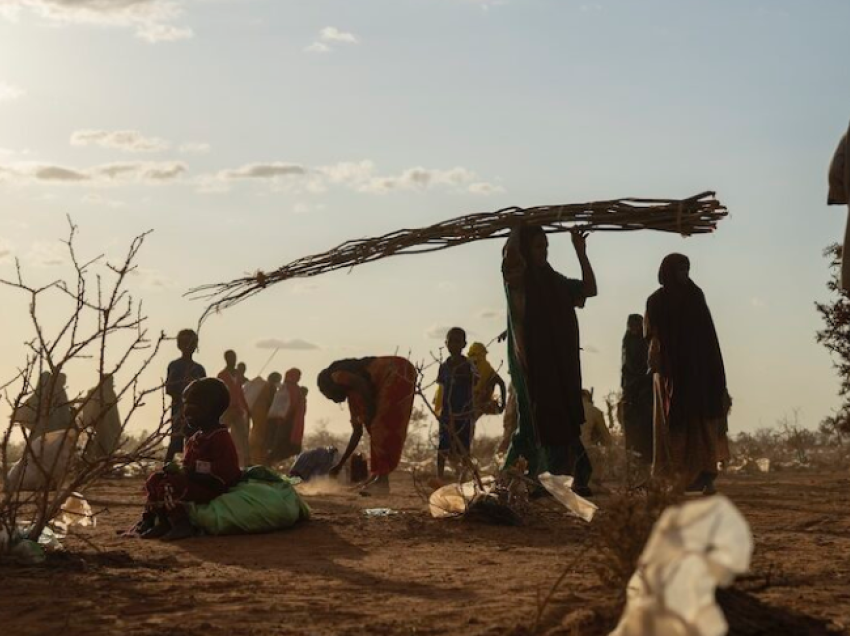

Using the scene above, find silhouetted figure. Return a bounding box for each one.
[218,350,250,466]
[247,372,281,465]
[267,368,306,464]
[164,330,206,463]
[621,314,654,464]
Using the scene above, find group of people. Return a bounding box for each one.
[163,330,307,469]
[140,224,732,539]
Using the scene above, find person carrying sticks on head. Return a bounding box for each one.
[164,329,206,464]
[138,378,241,541]
[217,350,251,467]
[645,253,731,495]
[433,328,478,480]
[318,356,416,495]
[500,225,597,497]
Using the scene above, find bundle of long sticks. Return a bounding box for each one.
[190,191,727,319]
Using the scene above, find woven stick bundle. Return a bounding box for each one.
[190,191,726,319]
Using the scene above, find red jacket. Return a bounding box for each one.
[184,426,241,488]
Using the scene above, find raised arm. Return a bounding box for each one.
[572,230,597,300]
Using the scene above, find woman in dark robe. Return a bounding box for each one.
[620,314,654,464]
[645,253,730,493]
[501,225,597,494]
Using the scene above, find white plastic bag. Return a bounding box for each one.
[610,495,753,636]
[242,377,267,412]
[268,387,291,420]
[6,429,78,491]
[537,472,598,522]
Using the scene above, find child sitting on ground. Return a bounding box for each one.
[137,378,241,541]
[434,327,478,479]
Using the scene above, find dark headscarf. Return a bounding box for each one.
[646,254,727,426]
[515,226,585,446]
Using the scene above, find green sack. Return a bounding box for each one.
[186,475,310,536]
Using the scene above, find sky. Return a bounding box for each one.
[0,0,848,440]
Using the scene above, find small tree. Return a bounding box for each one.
[0,220,169,554]
[815,244,850,435]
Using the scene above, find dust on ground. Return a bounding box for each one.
[1,471,849,636]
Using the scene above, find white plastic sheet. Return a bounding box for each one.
[428,478,495,519]
[537,472,598,522]
[610,495,753,636]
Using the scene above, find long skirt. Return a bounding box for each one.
[652,374,730,487]
[365,357,416,476]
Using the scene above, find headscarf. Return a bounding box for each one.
[646,253,727,425]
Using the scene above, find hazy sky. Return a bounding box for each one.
[0,0,848,439]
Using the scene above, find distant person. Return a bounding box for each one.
[267,368,306,464]
[81,374,122,463]
[217,350,251,466]
[247,372,281,465]
[164,329,206,463]
[236,362,248,386]
[318,356,416,494]
[434,328,477,479]
[467,342,507,421]
[501,226,597,496]
[581,389,612,450]
[828,120,850,290]
[645,254,730,494]
[138,378,240,541]
[621,314,654,464]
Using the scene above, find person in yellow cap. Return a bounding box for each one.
[467,342,507,422]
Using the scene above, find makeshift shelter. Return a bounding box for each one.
[190,191,727,317]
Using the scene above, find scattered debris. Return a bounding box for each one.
[363,508,398,517]
[538,472,598,522]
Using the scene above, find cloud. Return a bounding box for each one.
[468,181,504,195]
[304,41,331,54]
[0,160,187,184]
[35,165,90,182]
[131,266,177,290]
[479,308,504,320]
[26,241,66,267]
[71,129,169,152]
[221,162,307,180]
[256,338,320,351]
[2,0,193,43]
[320,26,359,44]
[425,325,454,340]
[178,142,211,154]
[0,82,24,103]
[306,25,360,53]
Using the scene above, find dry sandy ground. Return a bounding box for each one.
[1,471,849,636]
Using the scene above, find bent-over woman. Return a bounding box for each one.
[318,356,415,494]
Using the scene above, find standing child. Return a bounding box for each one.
[139,378,241,541]
[164,330,206,463]
[435,327,478,479]
[467,342,507,421]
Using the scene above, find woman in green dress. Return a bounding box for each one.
[501,225,597,495]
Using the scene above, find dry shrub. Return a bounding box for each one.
[590,478,681,600]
